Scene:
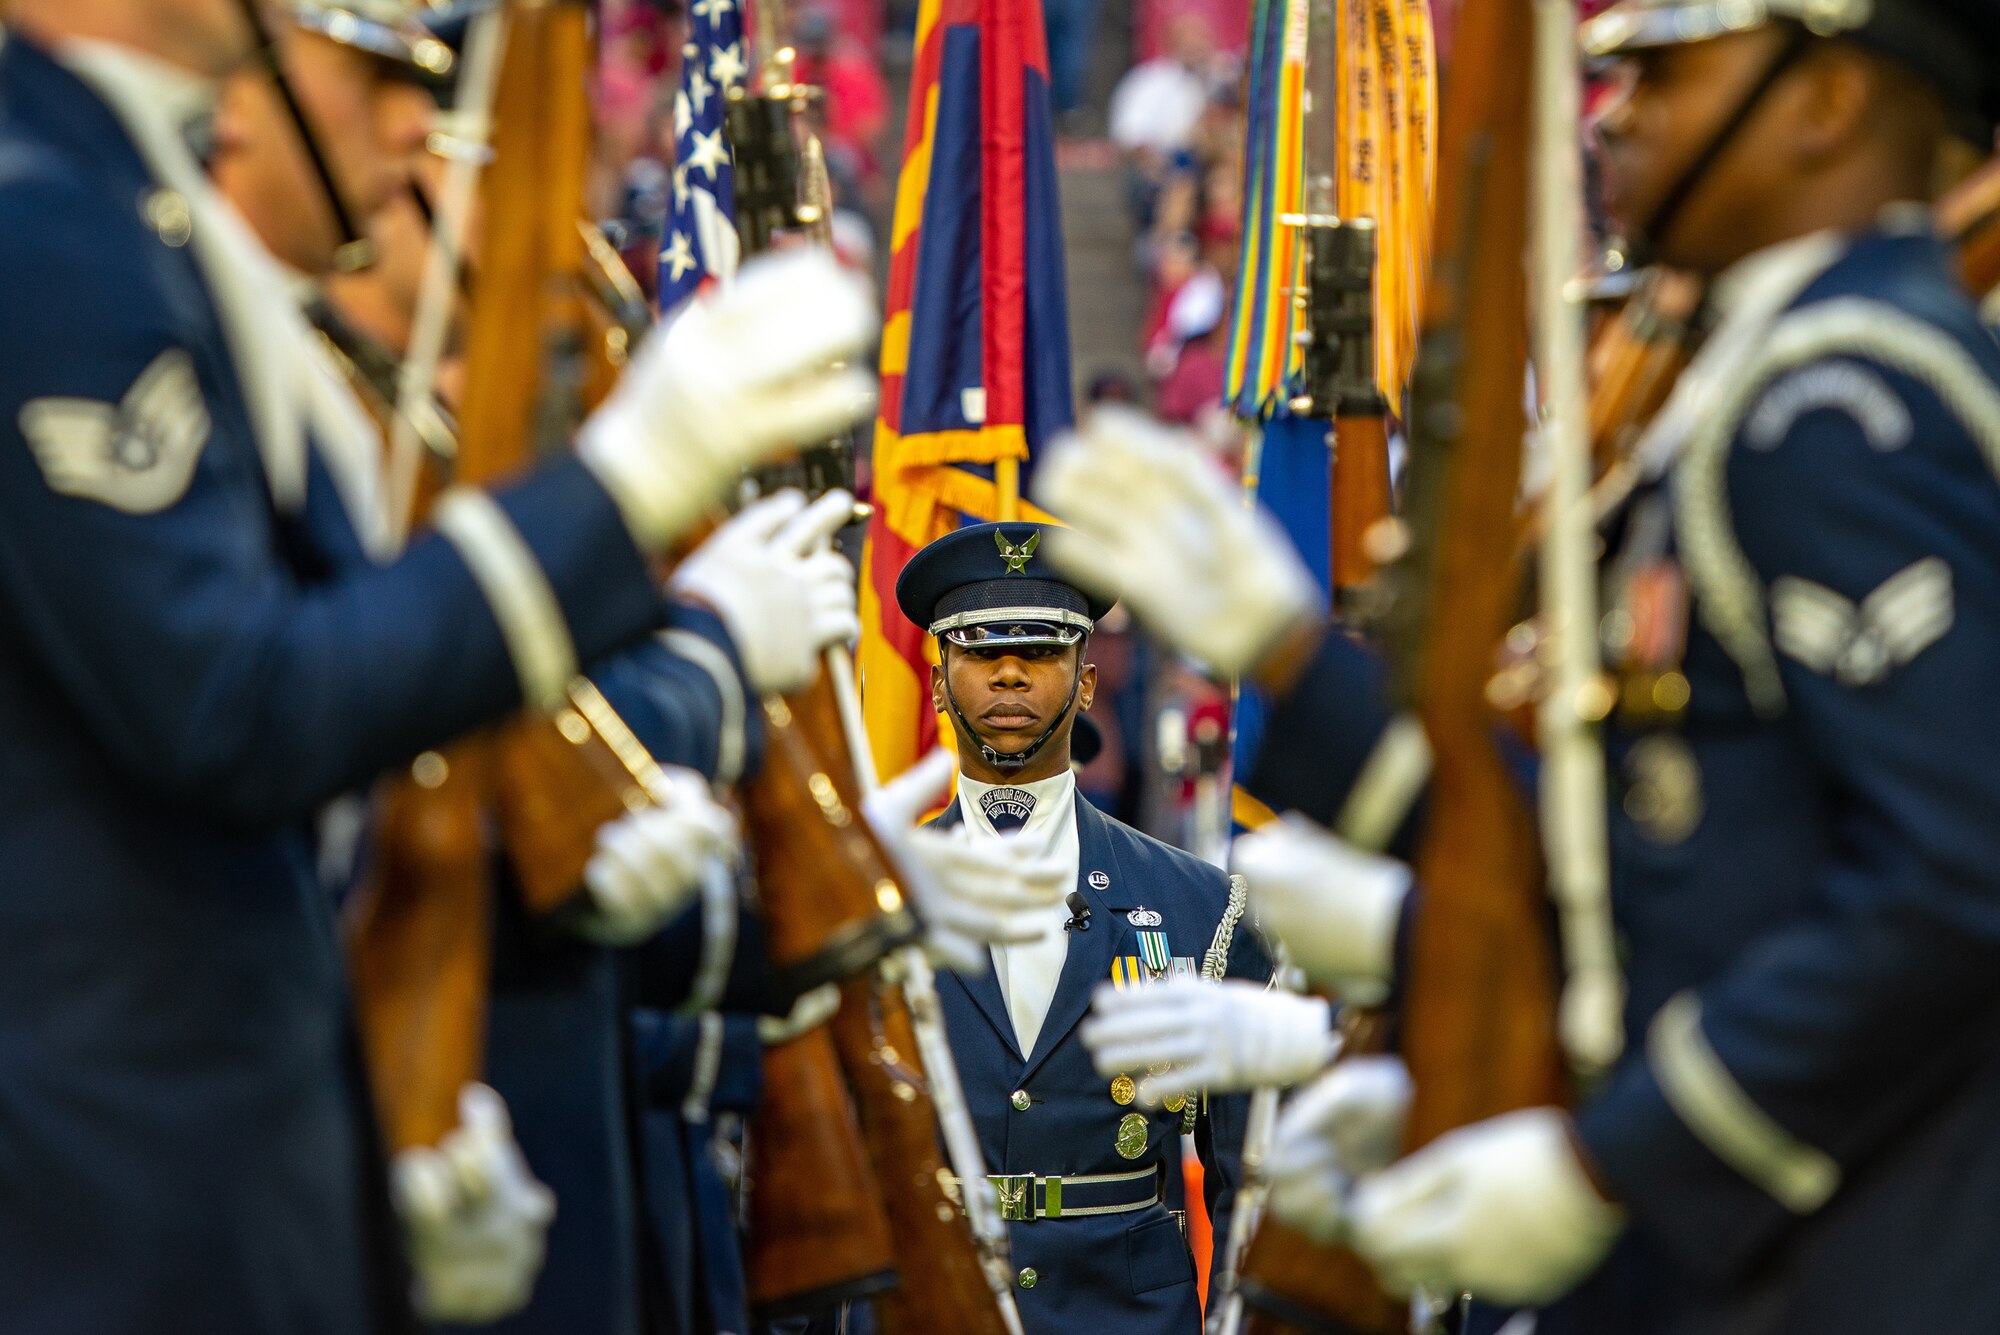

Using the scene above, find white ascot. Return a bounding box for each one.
[958,767,1081,1055]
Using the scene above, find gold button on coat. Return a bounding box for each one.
[1018,1267,1038,1289]
[1010,1089,1031,1111]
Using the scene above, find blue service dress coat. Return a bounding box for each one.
[1255,223,2000,1335]
[630,1008,764,1335]
[0,37,671,1335]
[435,613,771,1335]
[934,795,1270,1334]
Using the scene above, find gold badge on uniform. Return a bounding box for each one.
[1110,1074,1136,1106]
[1623,733,1703,845]
[1115,1112,1149,1160]
[1162,1092,1187,1114]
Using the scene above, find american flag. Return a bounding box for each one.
[657,0,750,313]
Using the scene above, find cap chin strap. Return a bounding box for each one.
[944,658,1085,775]
[232,0,378,272]
[1622,23,1810,270]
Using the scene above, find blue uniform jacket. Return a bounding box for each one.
[1256,226,2000,1335]
[439,610,777,1335]
[935,795,1270,1334]
[1561,226,2000,1334]
[0,38,667,1335]
[630,1009,763,1335]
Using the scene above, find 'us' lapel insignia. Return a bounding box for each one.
[995,528,1040,573]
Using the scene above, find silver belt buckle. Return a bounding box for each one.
[992,1173,1035,1222]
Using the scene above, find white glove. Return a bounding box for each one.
[1033,405,1318,675]
[579,248,878,549]
[1263,1056,1414,1244]
[579,766,740,946]
[1231,814,1409,1003]
[670,488,861,694]
[1080,978,1336,1105]
[1350,1108,1624,1306]
[864,749,1070,974]
[393,1084,558,1324]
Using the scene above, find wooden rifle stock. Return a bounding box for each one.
[1332,411,1392,591]
[828,974,1014,1335]
[347,0,663,1149]
[1939,153,2000,299]
[494,705,648,914]
[739,674,924,1000]
[1387,0,1562,1163]
[1316,221,1393,599]
[717,34,971,1317]
[347,743,493,1151]
[1241,0,1563,1325]
[1583,268,1700,475]
[745,1025,900,1316]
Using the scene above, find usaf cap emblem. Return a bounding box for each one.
[995,528,1039,573]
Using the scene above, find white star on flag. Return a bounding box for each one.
[684,127,729,181]
[673,90,692,140]
[709,41,748,89]
[687,66,713,116]
[692,0,734,21]
[661,232,697,282]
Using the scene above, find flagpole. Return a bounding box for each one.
[995,455,1020,521]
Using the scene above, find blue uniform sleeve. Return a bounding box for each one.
[0,178,665,826]
[1578,341,2000,1280]
[1244,630,1425,860]
[630,1008,765,1115]
[588,601,764,785]
[630,891,786,1017]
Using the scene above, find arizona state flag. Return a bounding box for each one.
[858,0,1074,780]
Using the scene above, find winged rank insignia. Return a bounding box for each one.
[1772,557,1953,687]
[995,529,1040,573]
[18,349,209,514]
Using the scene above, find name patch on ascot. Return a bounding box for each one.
[978,786,1036,826]
[19,349,209,514]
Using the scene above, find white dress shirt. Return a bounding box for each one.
[958,768,1081,1056]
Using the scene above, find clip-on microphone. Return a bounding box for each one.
[1064,891,1092,933]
